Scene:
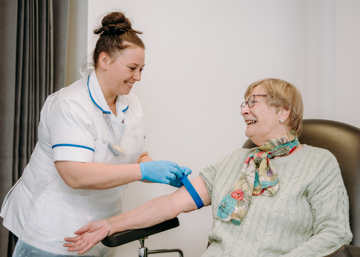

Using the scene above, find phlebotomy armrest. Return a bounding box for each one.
[101,217,180,247]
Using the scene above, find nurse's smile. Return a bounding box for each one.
[96,46,145,105]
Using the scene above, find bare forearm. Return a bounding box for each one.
[63,177,210,254]
[108,194,176,235]
[55,151,155,190]
[108,177,211,235]
[55,161,143,190]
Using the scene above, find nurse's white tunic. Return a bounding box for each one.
[0,71,145,255]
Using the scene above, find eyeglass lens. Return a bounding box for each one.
[241,95,256,109]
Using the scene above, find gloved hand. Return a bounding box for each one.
[169,166,192,188]
[139,161,183,184]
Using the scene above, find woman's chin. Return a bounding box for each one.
[247,135,262,146]
[245,129,253,139]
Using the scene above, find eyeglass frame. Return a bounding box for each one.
[240,94,267,110]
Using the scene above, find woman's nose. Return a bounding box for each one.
[133,70,142,81]
[241,105,250,116]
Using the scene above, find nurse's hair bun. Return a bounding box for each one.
[92,11,145,68]
[94,12,138,36]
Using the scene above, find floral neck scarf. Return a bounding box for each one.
[216,131,299,225]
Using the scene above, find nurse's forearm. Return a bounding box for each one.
[55,161,143,190]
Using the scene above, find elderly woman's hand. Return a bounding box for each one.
[63,219,109,255]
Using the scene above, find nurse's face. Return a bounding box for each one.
[105,46,145,96]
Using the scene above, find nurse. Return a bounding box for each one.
[0,11,190,257]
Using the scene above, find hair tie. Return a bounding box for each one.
[100,25,127,36]
[117,28,126,34]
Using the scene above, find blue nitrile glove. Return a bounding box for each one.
[169,166,192,188]
[140,161,183,184]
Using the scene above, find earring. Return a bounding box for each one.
[279,119,283,124]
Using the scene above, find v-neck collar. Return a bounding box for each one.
[87,71,129,117]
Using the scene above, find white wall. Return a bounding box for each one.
[84,1,360,256]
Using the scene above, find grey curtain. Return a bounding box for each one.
[0,0,69,256]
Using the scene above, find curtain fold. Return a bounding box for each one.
[0,0,69,255]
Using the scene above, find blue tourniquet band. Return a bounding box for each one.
[180,174,204,209]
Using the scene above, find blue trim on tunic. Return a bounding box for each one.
[52,144,94,152]
[122,105,129,112]
[87,74,129,114]
[87,75,111,114]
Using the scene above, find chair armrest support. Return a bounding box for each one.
[101,217,180,247]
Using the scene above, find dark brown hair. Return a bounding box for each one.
[92,12,145,68]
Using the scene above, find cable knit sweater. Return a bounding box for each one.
[199,145,352,257]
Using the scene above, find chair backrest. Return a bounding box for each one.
[242,119,360,246]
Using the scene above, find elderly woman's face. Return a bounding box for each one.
[241,85,288,145]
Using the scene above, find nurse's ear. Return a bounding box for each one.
[99,52,111,70]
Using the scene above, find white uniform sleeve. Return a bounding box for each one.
[50,98,95,162]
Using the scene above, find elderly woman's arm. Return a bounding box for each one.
[282,161,352,257]
[63,177,211,255]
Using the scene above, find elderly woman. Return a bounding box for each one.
[64,78,352,257]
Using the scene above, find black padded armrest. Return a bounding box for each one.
[102,217,180,247]
[324,245,360,257]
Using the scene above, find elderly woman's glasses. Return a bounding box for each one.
[240,94,267,110]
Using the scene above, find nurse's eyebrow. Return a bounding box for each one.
[128,63,145,68]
